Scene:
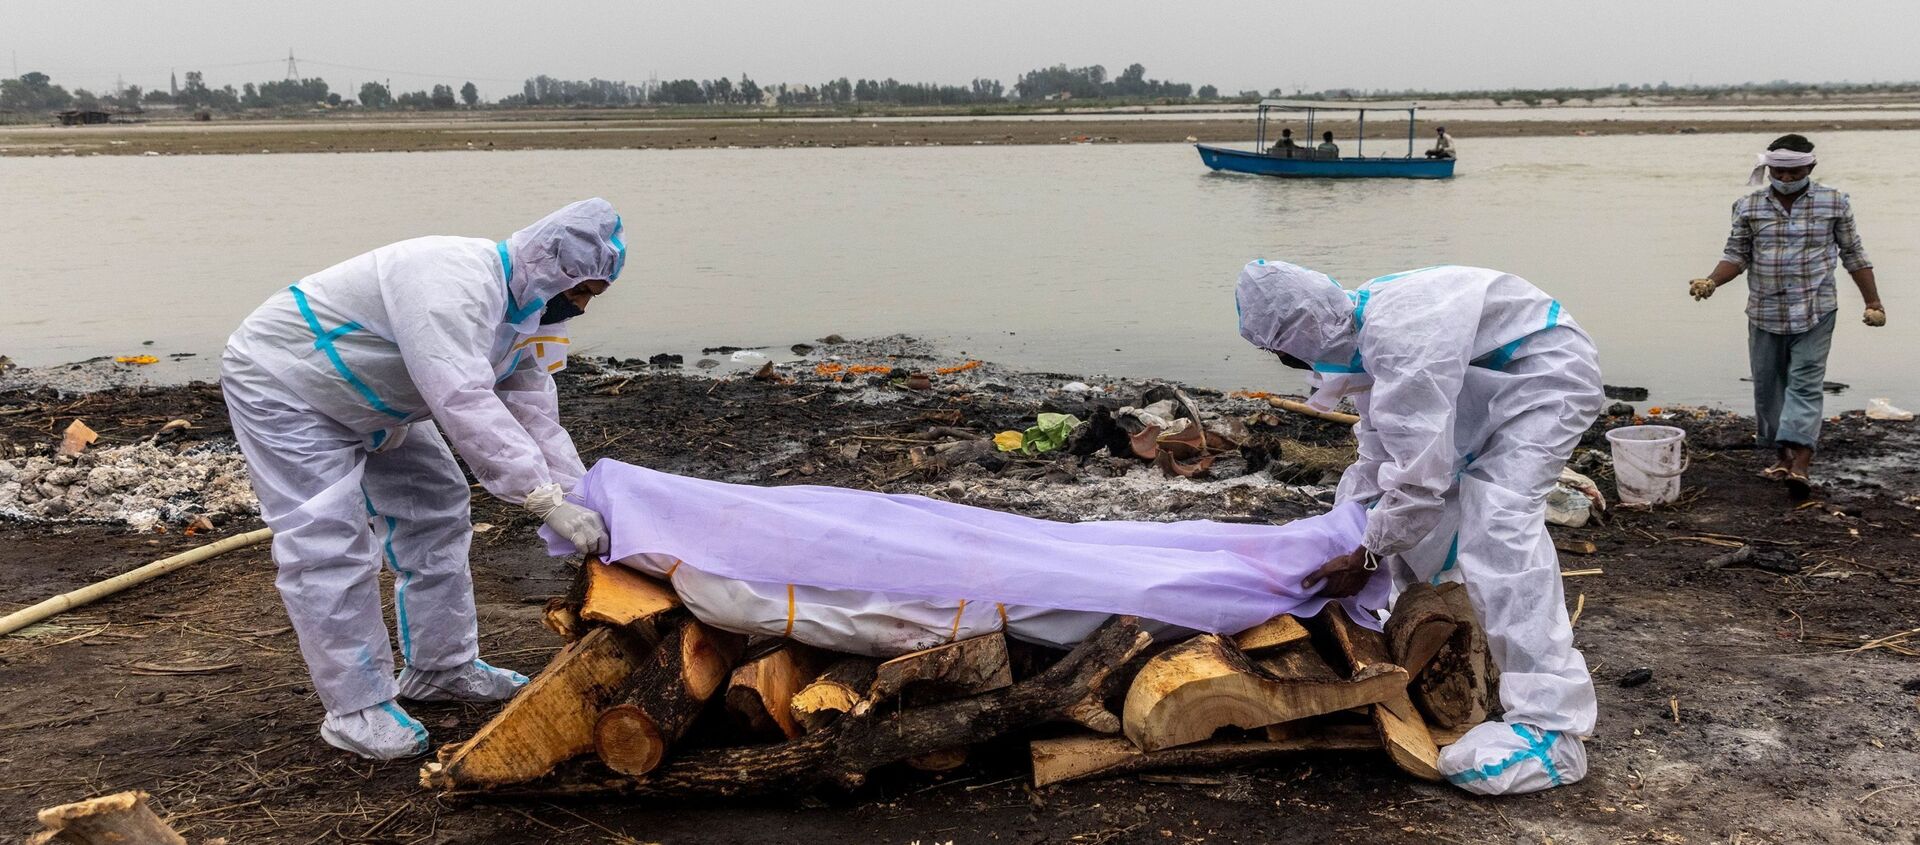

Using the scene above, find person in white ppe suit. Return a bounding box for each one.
[1236,260,1603,795]
[221,199,624,760]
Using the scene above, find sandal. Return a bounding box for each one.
[1785,471,1813,501]
[1758,466,1790,481]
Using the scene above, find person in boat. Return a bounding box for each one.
[1316,130,1340,159]
[1425,126,1455,159]
[220,199,625,759]
[1235,260,1601,795]
[1268,127,1299,157]
[1687,133,1882,498]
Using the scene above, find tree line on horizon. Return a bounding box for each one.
[6,66,1919,116]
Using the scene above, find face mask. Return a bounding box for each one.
[1771,176,1809,194]
[539,296,585,325]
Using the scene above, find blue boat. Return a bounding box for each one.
[1196,99,1456,180]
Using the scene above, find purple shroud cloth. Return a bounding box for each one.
[544,460,1387,634]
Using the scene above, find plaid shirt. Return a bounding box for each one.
[1722,183,1873,334]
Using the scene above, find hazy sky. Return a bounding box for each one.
[5,0,1914,100]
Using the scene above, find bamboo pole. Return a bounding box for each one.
[1,528,273,637]
[1267,397,1361,426]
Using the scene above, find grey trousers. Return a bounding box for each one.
[1749,310,1837,450]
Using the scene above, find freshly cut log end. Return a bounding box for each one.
[725,643,827,739]
[595,704,670,776]
[579,558,681,635]
[1122,633,1406,753]
[1233,614,1310,653]
[790,657,878,733]
[868,632,1013,705]
[592,617,745,777]
[34,790,185,845]
[425,625,648,791]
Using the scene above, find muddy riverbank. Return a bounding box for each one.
[2,341,1918,844]
[7,114,1920,157]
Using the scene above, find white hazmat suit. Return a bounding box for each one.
[1236,261,1602,795]
[221,199,627,759]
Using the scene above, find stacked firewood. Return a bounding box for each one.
[420,559,1490,797]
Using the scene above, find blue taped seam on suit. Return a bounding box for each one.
[497,241,545,323]
[377,700,428,746]
[290,285,410,420]
[1445,725,1564,787]
[495,350,523,384]
[362,492,416,663]
[1431,532,1460,585]
[1475,299,1565,371]
[609,215,627,280]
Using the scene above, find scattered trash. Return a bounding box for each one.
[113,355,159,365]
[648,353,684,368]
[1603,385,1650,402]
[473,522,495,534]
[1606,425,1687,505]
[752,361,785,383]
[1545,484,1592,527]
[994,430,1025,452]
[0,355,13,371]
[904,373,933,391]
[729,350,768,364]
[1866,398,1914,421]
[1020,413,1082,455]
[0,442,257,526]
[58,419,99,457]
[1619,667,1654,687]
[1061,381,1092,393]
[935,360,983,375]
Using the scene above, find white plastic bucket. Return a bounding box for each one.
[1605,425,1688,505]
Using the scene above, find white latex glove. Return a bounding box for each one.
[1688,278,1716,301]
[524,483,608,556]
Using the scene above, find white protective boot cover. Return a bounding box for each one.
[397,658,529,702]
[1439,720,1588,795]
[320,700,430,760]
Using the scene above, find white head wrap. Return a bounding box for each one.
[1750,149,1816,186]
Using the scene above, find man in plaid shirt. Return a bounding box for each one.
[1690,134,1884,496]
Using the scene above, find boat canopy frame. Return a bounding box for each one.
[1254,99,1425,159]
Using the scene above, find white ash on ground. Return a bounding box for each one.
[0,442,256,529]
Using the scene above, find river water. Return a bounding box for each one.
[3,131,1915,409]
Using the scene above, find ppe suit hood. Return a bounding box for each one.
[503,198,626,333]
[1235,260,1359,365]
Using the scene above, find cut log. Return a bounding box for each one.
[1122,633,1406,752]
[1031,729,1379,788]
[1385,582,1460,679]
[1319,609,1442,782]
[444,616,1153,799]
[1412,582,1492,730]
[578,558,681,641]
[421,624,649,790]
[541,597,583,641]
[725,642,827,740]
[790,657,879,733]
[1554,538,1598,556]
[868,632,1013,706]
[594,618,746,776]
[1232,614,1310,653]
[32,790,185,845]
